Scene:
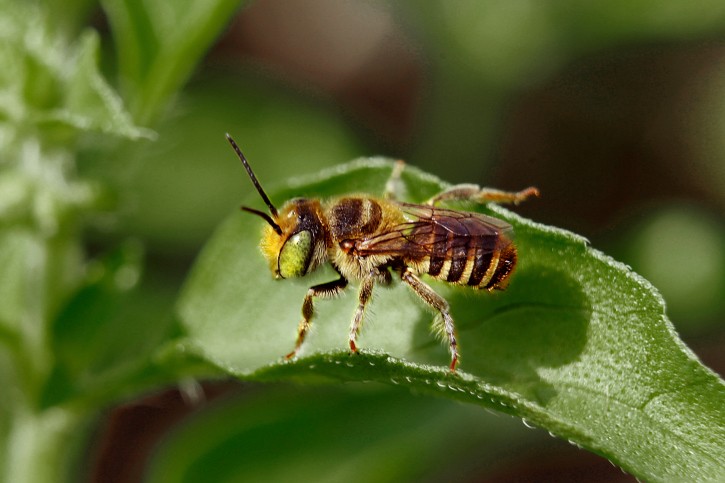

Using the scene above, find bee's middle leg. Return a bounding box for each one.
[286,275,348,359]
[348,272,375,353]
[401,268,459,372]
[383,160,406,200]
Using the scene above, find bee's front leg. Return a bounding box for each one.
[401,268,459,372]
[427,184,539,206]
[348,272,376,353]
[286,274,348,360]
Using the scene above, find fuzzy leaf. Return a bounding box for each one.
[0,2,150,143]
[177,160,725,482]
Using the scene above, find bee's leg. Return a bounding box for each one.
[348,272,376,353]
[383,160,406,200]
[286,275,348,359]
[400,268,459,372]
[427,184,539,206]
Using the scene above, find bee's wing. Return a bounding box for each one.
[397,203,513,234]
[353,202,512,258]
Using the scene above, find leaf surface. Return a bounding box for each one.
[177,161,725,482]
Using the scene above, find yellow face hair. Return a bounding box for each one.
[258,201,325,279]
[260,223,285,276]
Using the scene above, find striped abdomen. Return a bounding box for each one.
[422,218,516,289]
[395,204,518,290]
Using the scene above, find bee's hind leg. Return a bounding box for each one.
[427,184,539,206]
[400,268,459,372]
[383,160,406,200]
[286,274,348,360]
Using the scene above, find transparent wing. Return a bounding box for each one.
[352,202,512,259]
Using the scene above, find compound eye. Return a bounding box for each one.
[278,230,313,278]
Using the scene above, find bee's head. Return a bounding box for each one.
[259,198,327,279]
[227,134,327,279]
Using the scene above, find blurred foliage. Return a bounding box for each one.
[146,384,546,483]
[0,0,724,482]
[610,205,725,334]
[115,73,364,253]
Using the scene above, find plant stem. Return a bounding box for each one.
[3,406,88,483]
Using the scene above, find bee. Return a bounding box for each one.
[227,134,538,372]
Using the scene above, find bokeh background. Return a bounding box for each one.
[64,0,725,481]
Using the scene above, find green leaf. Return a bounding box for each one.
[44,0,97,36]
[59,31,153,140]
[101,0,245,125]
[177,161,725,482]
[0,1,150,143]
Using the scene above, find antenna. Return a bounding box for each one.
[226,133,279,218]
[226,134,283,235]
[240,206,282,236]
